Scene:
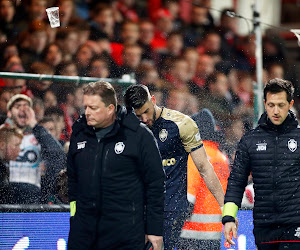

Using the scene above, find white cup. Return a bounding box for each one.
[46,7,60,28]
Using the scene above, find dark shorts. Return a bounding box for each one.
[254,224,300,250]
[163,210,192,250]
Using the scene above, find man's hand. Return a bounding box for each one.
[223,222,238,245]
[146,235,163,250]
[24,107,37,128]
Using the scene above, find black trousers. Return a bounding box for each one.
[68,212,144,250]
[254,225,300,250]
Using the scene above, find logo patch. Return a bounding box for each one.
[195,132,201,142]
[159,129,168,142]
[295,227,300,238]
[77,141,87,149]
[114,142,125,154]
[288,139,297,152]
[256,143,267,151]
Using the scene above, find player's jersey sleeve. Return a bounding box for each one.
[179,115,203,152]
[163,108,203,153]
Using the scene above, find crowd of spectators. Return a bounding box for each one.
[0,0,299,204]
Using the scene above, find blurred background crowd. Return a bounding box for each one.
[0,0,300,205]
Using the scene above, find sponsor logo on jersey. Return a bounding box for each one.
[114,142,125,154]
[288,139,297,152]
[256,143,267,151]
[77,141,87,149]
[162,158,176,166]
[159,129,168,142]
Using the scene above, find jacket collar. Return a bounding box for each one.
[258,110,298,133]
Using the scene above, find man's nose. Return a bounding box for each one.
[141,115,147,123]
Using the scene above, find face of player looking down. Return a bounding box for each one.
[133,96,157,127]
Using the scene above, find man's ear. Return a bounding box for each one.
[151,95,156,105]
[108,104,116,115]
[0,141,5,151]
[7,110,12,118]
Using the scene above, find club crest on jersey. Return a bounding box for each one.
[159,129,168,142]
[288,139,297,152]
[256,142,267,151]
[115,142,125,154]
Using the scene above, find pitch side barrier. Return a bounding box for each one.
[0,72,136,87]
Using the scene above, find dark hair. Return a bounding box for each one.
[124,84,150,109]
[264,78,294,103]
[44,106,64,117]
[83,81,117,108]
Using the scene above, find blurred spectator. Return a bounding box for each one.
[266,62,284,80]
[162,0,184,31]
[110,20,140,65]
[116,0,139,22]
[0,125,23,204]
[32,97,45,122]
[152,8,175,50]
[89,3,120,42]
[197,31,224,64]
[44,106,66,143]
[162,56,190,92]
[87,55,111,78]
[27,62,55,99]
[183,5,214,47]
[1,62,29,95]
[59,86,80,141]
[117,43,143,76]
[5,94,66,204]
[42,43,63,69]
[15,0,48,32]
[189,54,215,97]
[74,42,95,76]
[55,0,83,28]
[0,42,20,70]
[138,19,158,62]
[0,89,13,124]
[0,0,19,41]
[43,89,58,109]
[18,20,49,71]
[223,118,245,165]
[199,71,233,127]
[217,8,241,59]
[166,89,198,116]
[39,116,57,139]
[157,31,184,69]
[183,47,199,80]
[56,26,80,61]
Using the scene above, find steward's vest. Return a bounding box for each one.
[181,141,229,240]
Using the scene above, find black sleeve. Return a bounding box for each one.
[67,134,77,203]
[138,126,165,236]
[33,125,66,200]
[225,134,251,207]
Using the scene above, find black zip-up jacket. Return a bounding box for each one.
[67,106,165,244]
[225,111,300,227]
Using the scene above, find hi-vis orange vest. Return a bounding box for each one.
[181,141,229,240]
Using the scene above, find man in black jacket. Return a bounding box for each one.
[67,81,165,249]
[223,78,300,249]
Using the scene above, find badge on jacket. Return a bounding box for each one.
[115,142,125,154]
[288,139,297,152]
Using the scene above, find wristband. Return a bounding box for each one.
[222,202,238,218]
[70,201,76,217]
